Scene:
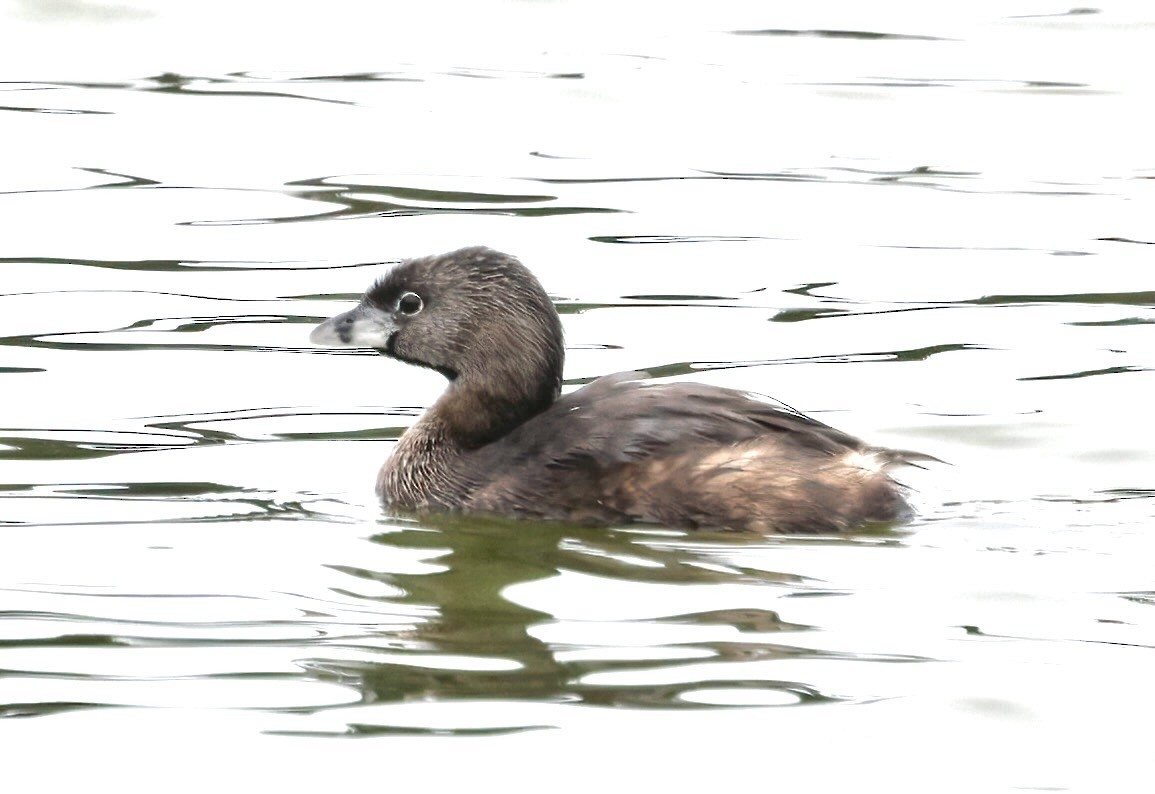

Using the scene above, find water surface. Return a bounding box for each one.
[2,2,1153,791]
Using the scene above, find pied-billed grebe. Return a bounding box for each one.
[311,246,931,533]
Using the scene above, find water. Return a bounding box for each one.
[3,1,1154,791]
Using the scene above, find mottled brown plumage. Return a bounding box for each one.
[311,246,932,533]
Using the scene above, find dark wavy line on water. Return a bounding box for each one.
[0,432,198,460]
[1099,489,1155,500]
[1007,7,1100,18]
[0,701,117,719]
[702,165,1097,195]
[0,408,399,458]
[180,176,622,226]
[571,344,982,385]
[0,257,379,272]
[1,490,335,526]
[236,67,584,82]
[767,282,1155,310]
[0,104,111,116]
[2,68,587,113]
[548,168,1091,196]
[591,235,772,245]
[0,326,357,353]
[6,168,607,226]
[1068,318,1155,327]
[3,74,357,106]
[1099,236,1155,245]
[143,410,402,445]
[1018,365,1150,382]
[805,78,1094,94]
[730,28,949,41]
[184,205,623,226]
[274,724,550,738]
[0,166,160,196]
[967,291,1155,307]
[541,173,817,186]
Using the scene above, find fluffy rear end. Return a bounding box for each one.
[604,442,914,533]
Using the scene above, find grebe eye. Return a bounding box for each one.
[397,292,423,315]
